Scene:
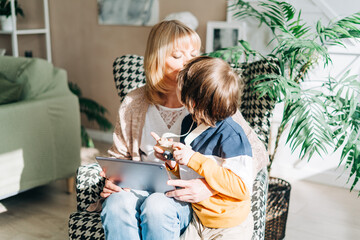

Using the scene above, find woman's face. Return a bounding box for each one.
[164,44,199,84]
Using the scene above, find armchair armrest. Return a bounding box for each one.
[76,163,105,211]
[251,167,269,240]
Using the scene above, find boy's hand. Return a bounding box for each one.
[151,132,177,169]
[172,142,195,166]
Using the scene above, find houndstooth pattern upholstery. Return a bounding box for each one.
[239,59,279,149]
[69,164,105,239]
[113,55,146,102]
[69,211,103,240]
[69,55,276,240]
[251,168,268,240]
[75,164,105,212]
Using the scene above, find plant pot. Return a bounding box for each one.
[265,177,291,240]
[0,16,14,31]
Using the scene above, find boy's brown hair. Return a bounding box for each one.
[177,56,239,126]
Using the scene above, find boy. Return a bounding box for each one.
[154,56,254,240]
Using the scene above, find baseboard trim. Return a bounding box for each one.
[86,128,113,143]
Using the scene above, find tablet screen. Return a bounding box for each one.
[96,157,175,193]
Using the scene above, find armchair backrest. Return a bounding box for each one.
[238,59,279,149]
[113,55,278,149]
[113,55,146,102]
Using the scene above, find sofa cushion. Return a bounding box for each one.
[0,56,69,100]
[0,56,32,83]
[18,58,69,100]
[0,74,23,104]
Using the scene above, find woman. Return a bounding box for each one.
[100,20,268,240]
[100,20,203,240]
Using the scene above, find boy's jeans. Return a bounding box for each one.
[101,189,192,240]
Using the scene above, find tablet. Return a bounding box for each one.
[96,157,175,193]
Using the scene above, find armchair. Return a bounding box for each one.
[69,55,278,240]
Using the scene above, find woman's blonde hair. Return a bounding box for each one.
[177,56,240,126]
[144,20,201,105]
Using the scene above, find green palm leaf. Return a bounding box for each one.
[284,91,334,159]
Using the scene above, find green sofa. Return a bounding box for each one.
[0,56,81,200]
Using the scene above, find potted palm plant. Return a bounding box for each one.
[0,0,24,31]
[208,0,360,239]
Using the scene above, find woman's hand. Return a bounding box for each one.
[99,171,129,198]
[165,178,217,203]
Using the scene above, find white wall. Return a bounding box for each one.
[316,0,360,18]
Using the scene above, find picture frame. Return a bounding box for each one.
[206,21,246,53]
[97,0,159,26]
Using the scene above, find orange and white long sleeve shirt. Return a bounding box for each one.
[179,115,254,228]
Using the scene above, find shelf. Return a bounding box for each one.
[0,28,48,35]
[0,0,51,61]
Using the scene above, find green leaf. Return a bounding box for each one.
[239,40,252,51]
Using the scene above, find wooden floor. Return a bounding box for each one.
[0,140,359,240]
[284,180,360,240]
[0,180,76,240]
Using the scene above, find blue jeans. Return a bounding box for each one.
[101,190,192,240]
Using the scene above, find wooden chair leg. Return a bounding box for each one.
[66,176,75,194]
